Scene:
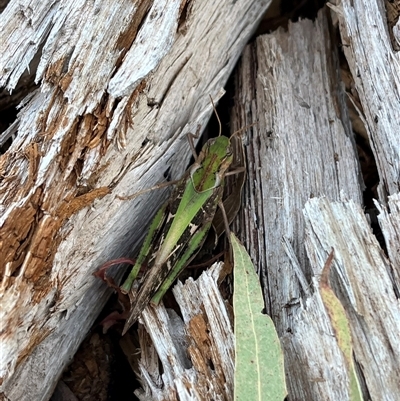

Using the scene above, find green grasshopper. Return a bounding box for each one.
[97,121,246,335]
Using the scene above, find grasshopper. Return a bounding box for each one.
[97,117,247,335]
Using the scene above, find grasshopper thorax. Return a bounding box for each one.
[190,136,233,193]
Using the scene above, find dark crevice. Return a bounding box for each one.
[107,330,139,400]
[255,0,327,36]
[0,105,18,154]
[0,44,42,153]
[0,0,10,13]
[353,354,372,401]
[177,0,192,34]
[54,320,139,401]
[337,40,386,253]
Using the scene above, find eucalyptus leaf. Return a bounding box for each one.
[231,233,287,401]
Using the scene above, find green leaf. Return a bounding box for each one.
[320,250,363,401]
[231,233,287,401]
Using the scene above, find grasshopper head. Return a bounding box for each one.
[191,136,233,192]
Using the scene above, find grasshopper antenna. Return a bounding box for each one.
[231,122,258,138]
[209,95,222,137]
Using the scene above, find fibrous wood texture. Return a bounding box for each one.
[0,1,271,400]
[330,0,400,200]
[231,5,399,401]
[128,263,234,401]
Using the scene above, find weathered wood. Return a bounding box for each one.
[232,5,362,321]
[0,0,271,399]
[304,197,400,400]
[375,193,400,288]
[328,0,400,199]
[231,6,399,401]
[127,263,234,401]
